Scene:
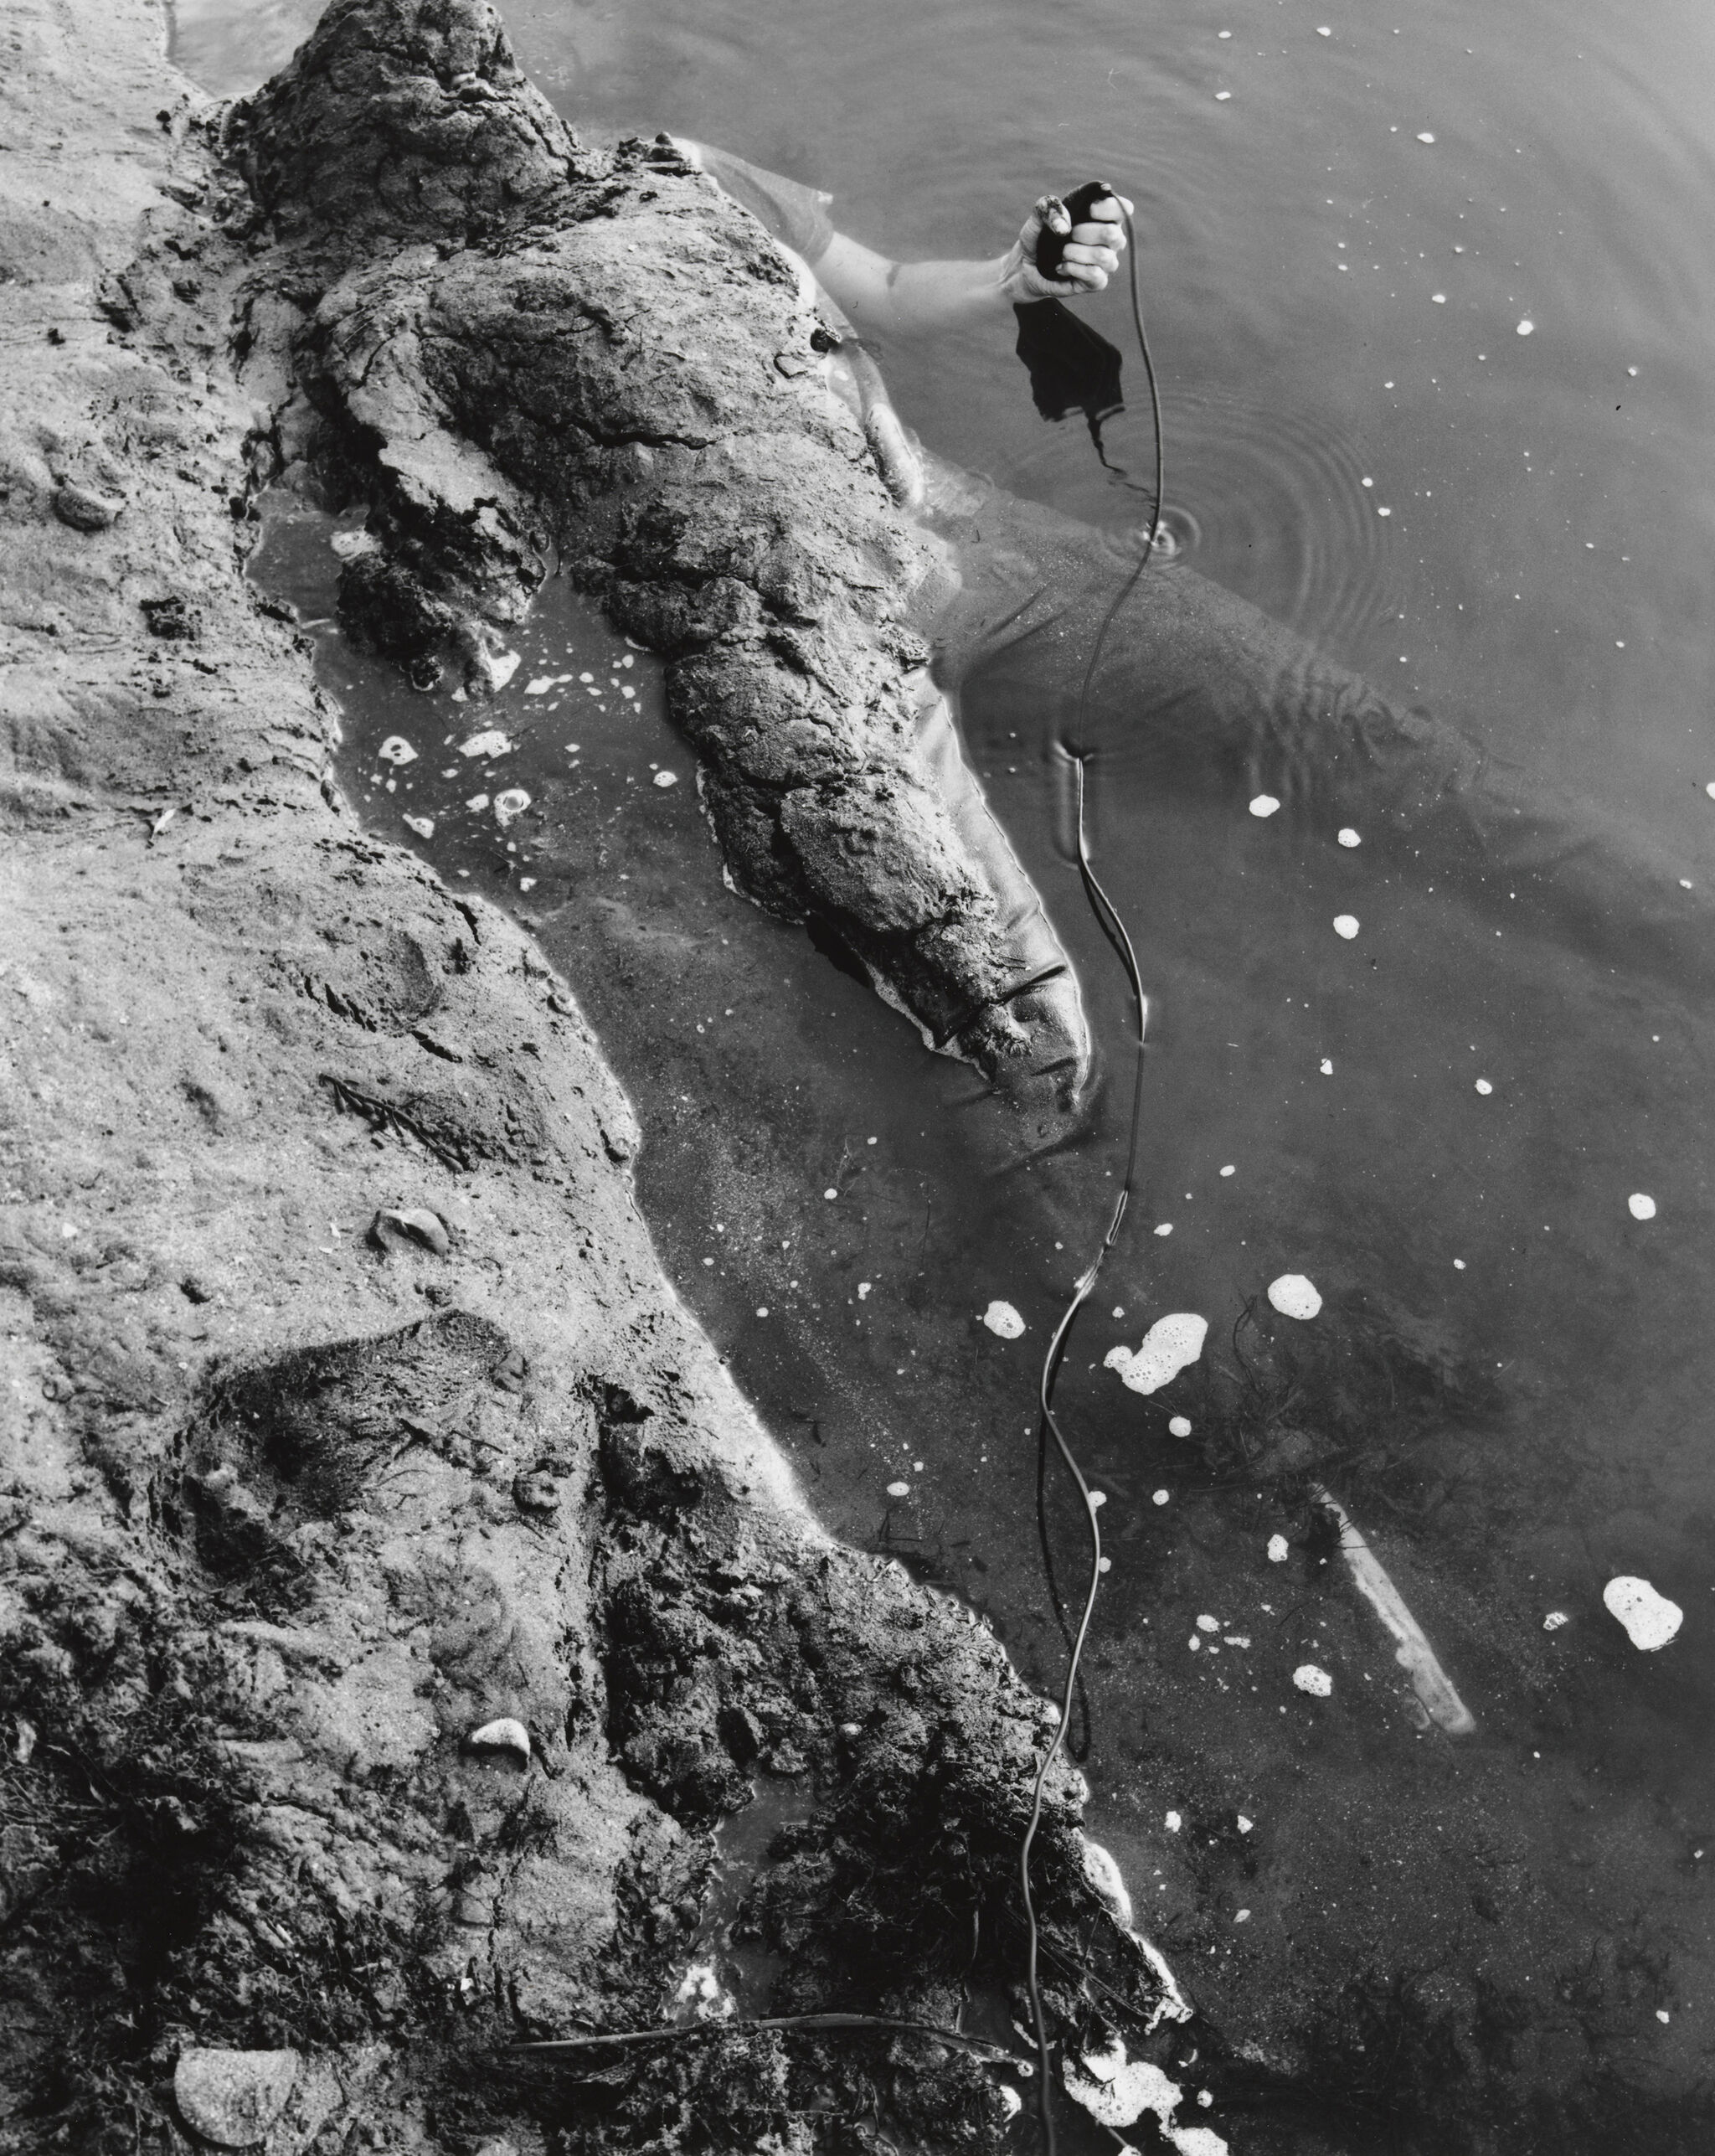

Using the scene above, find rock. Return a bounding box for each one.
[512,1467,560,1513]
[52,479,124,530]
[173,2047,301,2147]
[466,1716,532,1761]
[368,1206,451,1256]
[142,594,198,638]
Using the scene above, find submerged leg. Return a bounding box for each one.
[930,475,1709,998]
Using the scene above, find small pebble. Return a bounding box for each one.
[466,1717,532,1761]
[173,2050,301,2148]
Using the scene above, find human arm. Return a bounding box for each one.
[809,191,1132,337]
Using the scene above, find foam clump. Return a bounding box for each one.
[1105,1313,1208,1395]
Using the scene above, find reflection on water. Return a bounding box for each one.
[200,0,1715,2142]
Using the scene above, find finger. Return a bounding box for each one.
[1062,241,1120,272]
[1070,221,1125,251]
[1084,196,1126,224]
[1053,262,1110,292]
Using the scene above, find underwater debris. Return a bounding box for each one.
[1312,1483,1476,1734]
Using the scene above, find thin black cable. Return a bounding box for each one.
[1020,206,1161,2156]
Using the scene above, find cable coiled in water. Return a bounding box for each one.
[1019,204,1163,2156]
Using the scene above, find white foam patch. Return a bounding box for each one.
[1337,827,1361,847]
[1517,318,1534,335]
[330,527,379,560]
[378,735,417,766]
[1108,1313,1208,1394]
[1168,1415,1192,1437]
[981,1300,1025,1338]
[493,787,531,828]
[653,769,680,788]
[465,792,489,812]
[1268,1534,1290,1563]
[488,650,521,689]
[886,1481,909,1498]
[1604,1576,1682,1651]
[1268,1274,1322,1319]
[1332,914,1360,939]
[524,676,554,695]
[1293,1664,1333,1697]
[1062,2040,1226,2153]
[1249,794,1280,818]
[1628,1193,1656,1220]
[459,730,514,759]
[1543,1611,1568,1631]
[401,814,434,838]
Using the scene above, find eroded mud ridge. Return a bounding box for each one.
[0,0,1173,2149]
[221,0,1085,1109]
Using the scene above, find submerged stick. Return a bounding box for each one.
[506,2011,1028,2066]
[1311,1483,1477,1736]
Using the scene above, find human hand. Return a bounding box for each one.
[999,188,1132,305]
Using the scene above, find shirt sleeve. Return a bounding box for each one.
[683,141,836,268]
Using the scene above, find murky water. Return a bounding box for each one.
[188,2,1715,2146]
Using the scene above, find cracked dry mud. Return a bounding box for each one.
[0,1,1177,2150]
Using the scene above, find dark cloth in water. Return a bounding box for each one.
[687,142,835,268]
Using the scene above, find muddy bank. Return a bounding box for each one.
[0,3,1181,2149]
[222,0,1088,1134]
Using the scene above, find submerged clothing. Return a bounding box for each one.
[682,141,835,269]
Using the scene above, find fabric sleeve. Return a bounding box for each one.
[683,141,836,268]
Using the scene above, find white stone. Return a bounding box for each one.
[466,1716,532,1761]
[1267,1274,1322,1320]
[1603,1576,1682,1651]
[174,2049,301,2147]
[981,1299,1025,1338]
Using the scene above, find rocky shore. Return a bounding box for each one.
[0,2,1177,2149]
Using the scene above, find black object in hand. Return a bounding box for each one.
[1033,179,1115,280]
